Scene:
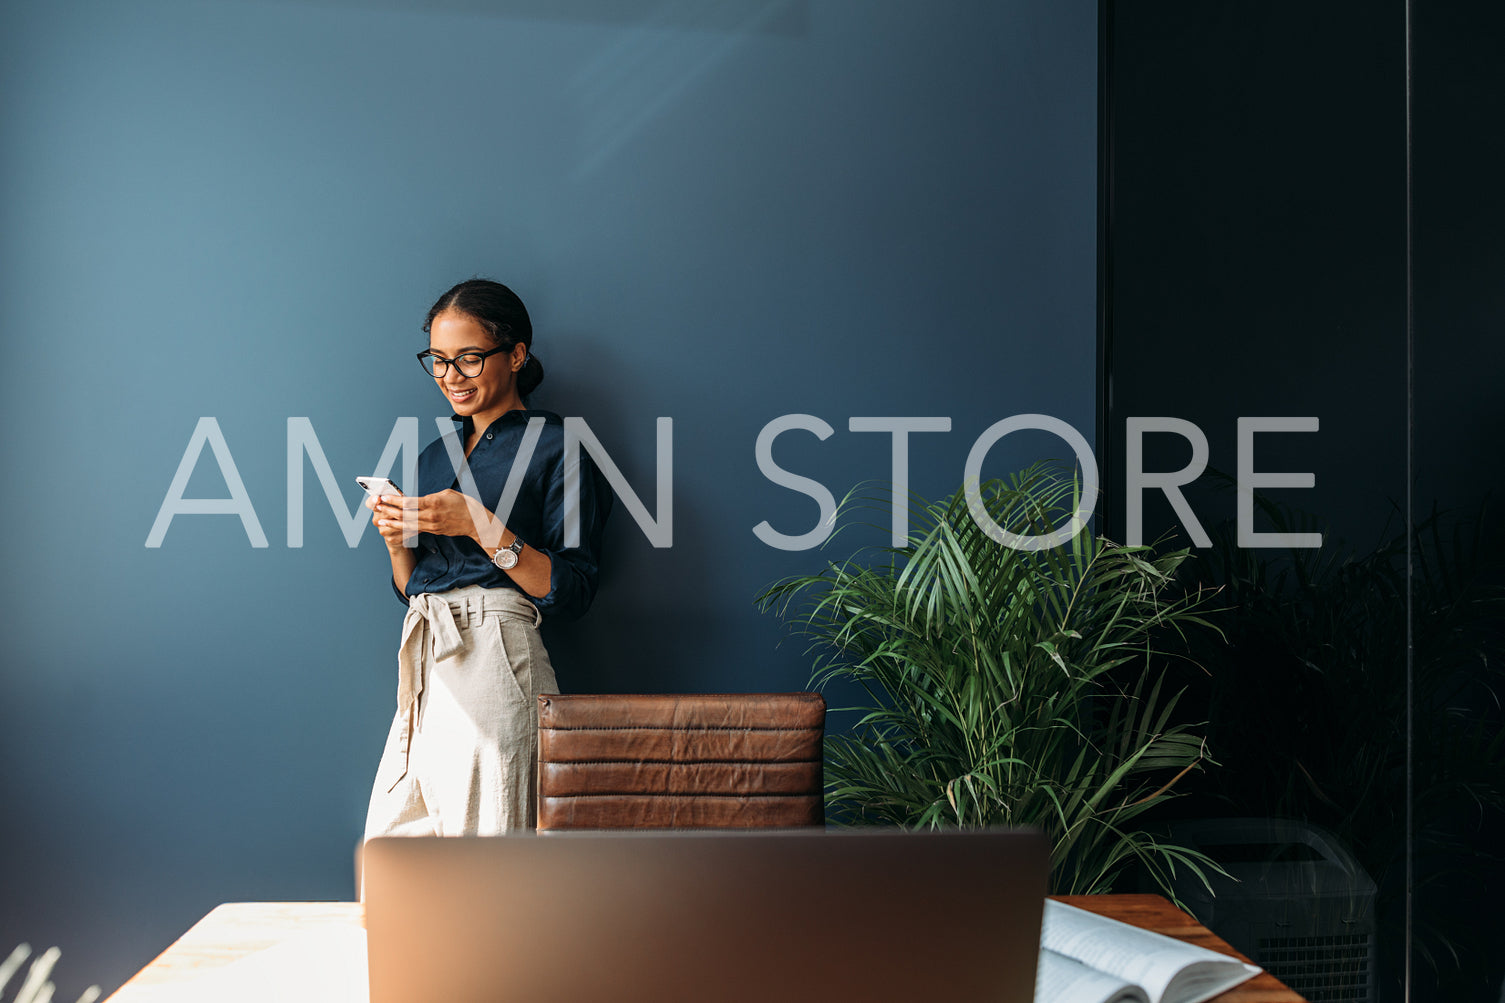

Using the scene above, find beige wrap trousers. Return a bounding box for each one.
[364,585,557,838]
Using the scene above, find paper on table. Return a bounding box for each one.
[1039,901,1261,1003]
[1035,949,1148,1003]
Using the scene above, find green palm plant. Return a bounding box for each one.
[757,463,1224,901]
[0,943,99,1003]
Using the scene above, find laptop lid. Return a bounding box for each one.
[362,828,1047,1003]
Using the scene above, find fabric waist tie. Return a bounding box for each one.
[390,585,544,787]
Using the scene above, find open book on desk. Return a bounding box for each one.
[1035,900,1262,1003]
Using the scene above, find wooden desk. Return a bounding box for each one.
[105,903,364,1003]
[105,896,1304,1002]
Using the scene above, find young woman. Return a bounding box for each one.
[363,278,611,837]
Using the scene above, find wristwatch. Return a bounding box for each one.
[491,536,525,571]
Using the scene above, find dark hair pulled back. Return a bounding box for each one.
[424,278,545,397]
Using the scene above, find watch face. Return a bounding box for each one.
[493,540,522,570]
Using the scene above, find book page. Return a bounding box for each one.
[1041,901,1260,1003]
[1034,948,1150,1003]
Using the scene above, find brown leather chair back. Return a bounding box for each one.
[536,692,826,831]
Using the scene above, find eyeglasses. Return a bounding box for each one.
[417,345,510,378]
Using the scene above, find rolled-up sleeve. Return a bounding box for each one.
[527,447,613,622]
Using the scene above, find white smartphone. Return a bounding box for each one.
[356,476,403,499]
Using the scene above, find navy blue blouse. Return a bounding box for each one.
[395,409,612,622]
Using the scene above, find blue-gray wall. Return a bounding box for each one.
[0,1,1096,994]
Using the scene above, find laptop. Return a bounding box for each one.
[361,828,1048,1003]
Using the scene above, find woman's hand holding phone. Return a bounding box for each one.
[359,476,420,593]
[372,491,500,550]
[360,477,500,552]
[359,477,412,551]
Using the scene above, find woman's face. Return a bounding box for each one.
[427,307,527,425]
